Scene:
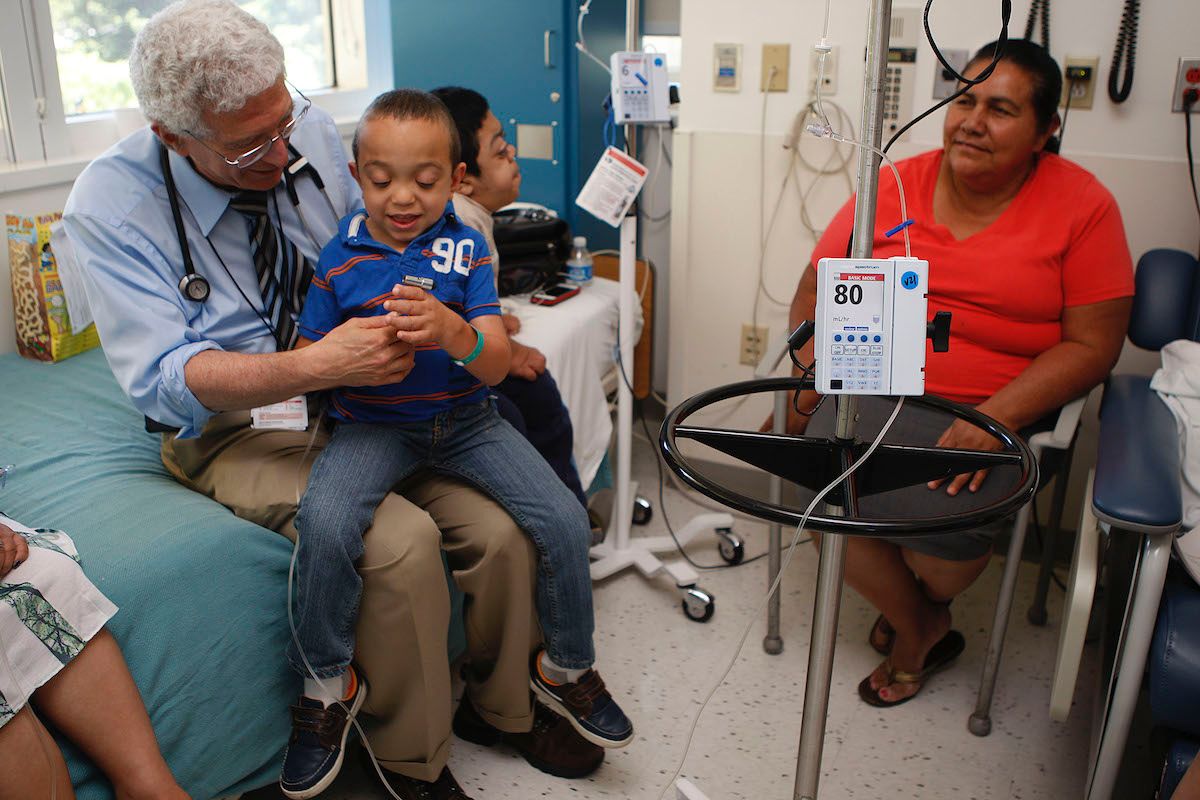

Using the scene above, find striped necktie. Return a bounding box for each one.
[229,190,313,349]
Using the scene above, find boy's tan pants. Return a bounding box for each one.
[161,411,538,781]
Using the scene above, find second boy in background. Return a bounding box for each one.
[281,89,632,800]
[432,86,597,530]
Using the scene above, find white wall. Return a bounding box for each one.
[668,0,1198,516]
[670,0,1199,411]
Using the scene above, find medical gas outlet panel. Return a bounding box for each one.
[815,257,929,395]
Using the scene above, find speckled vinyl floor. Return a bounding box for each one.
[246,433,1099,800]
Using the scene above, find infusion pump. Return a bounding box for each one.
[610,51,671,123]
[814,257,929,395]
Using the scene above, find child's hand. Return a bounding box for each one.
[384,284,466,348]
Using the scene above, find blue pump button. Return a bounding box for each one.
[834,334,842,342]
[874,335,882,343]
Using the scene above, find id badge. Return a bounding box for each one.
[251,395,309,430]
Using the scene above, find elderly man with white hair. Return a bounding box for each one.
[62,2,605,798]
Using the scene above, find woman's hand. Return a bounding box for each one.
[0,523,29,579]
[927,419,1004,495]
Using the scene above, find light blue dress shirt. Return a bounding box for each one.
[63,106,361,438]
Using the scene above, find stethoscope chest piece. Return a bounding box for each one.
[178,272,211,303]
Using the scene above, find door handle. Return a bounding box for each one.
[544,29,555,69]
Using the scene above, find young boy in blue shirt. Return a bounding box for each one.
[281,89,632,799]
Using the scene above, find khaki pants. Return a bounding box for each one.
[161,411,538,781]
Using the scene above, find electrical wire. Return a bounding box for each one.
[639,126,672,224]
[287,416,408,800]
[1059,75,1077,148]
[656,396,907,800]
[881,0,1012,154]
[1186,91,1200,260]
[612,326,783,570]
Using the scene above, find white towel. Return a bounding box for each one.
[1151,339,1200,585]
[49,220,94,335]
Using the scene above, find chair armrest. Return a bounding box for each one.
[1092,375,1183,534]
[1050,394,1087,447]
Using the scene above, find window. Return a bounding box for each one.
[49,0,336,117]
[0,0,386,169]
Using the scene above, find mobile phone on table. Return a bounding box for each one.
[530,283,581,306]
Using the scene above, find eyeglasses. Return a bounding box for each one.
[187,87,312,170]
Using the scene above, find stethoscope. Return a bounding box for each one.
[159,140,338,308]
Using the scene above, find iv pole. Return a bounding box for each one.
[588,0,734,613]
[793,0,892,795]
[677,0,894,796]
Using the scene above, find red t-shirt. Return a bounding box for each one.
[811,150,1134,404]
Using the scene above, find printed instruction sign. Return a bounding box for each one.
[575,146,649,227]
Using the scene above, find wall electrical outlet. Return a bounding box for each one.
[739,324,769,366]
[1061,57,1099,110]
[1172,57,1200,113]
[809,46,837,95]
[761,44,790,92]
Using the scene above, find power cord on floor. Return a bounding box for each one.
[656,396,907,800]
[613,331,793,569]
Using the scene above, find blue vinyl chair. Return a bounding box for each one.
[1052,248,1198,800]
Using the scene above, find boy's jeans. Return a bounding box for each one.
[288,399,595,678]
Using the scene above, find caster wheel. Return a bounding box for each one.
[632,496,653,525]
[681,586,715,622]
[716,528,744,565]
[1027,605,1048,627]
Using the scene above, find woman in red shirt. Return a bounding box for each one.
[778,40,1133,707]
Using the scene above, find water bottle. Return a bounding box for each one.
[565,236,593,285]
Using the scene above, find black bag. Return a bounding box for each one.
[491,207,571,296]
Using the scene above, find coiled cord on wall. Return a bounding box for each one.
[1107,0,1140,104]
[1024,0,1051,52]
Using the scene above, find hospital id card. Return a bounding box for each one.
[251,396,308,430]
[575,146,649,227]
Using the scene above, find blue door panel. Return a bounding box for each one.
[391,1,569,214]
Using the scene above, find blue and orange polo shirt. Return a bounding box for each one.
[297,203,501,423]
